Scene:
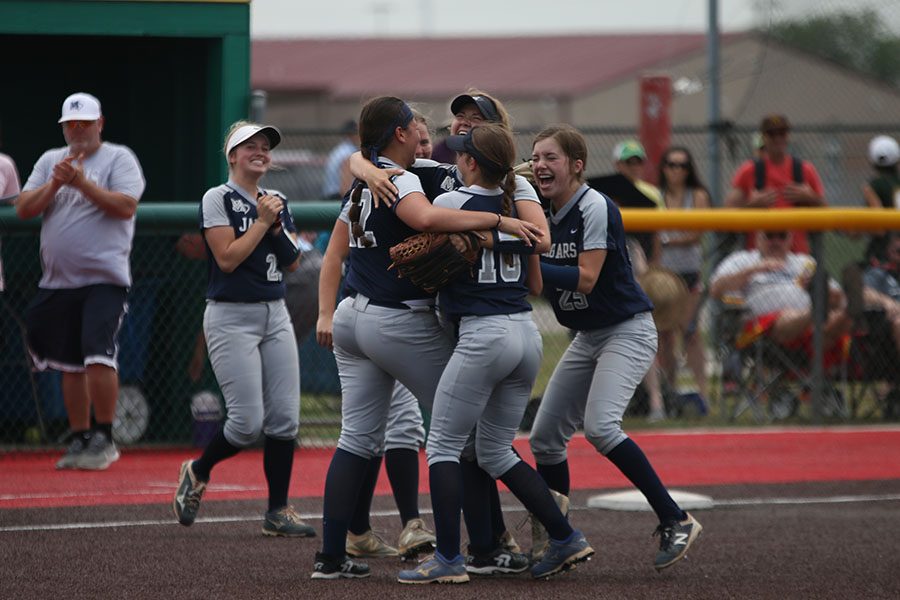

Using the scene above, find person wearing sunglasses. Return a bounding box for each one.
[724,114,825,253]
[16,92,145,471]
[655,147,711,419]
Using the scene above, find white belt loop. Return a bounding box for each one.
[353,293,370,311]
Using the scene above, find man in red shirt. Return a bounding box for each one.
[725,114,825,253]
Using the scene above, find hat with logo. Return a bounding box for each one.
[225,124,282,156]
[760,114,791,133]
[613,139,646,162]
[449,94,500,123]
[868,135,900,167]
[58,92,102,123]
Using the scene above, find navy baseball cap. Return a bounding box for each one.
[450,94,500,123]
[445,131,508,174]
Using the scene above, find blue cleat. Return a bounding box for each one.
[653,512,703,571]
[530,530,594,580]
[398,551,470,584]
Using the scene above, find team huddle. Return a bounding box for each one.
[171,90,703,584]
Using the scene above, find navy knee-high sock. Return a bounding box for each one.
[322,449,371,558]
[430,461,463,559]
[460,458,493,554]
[385,448,420,526]
[488,479,508,546]
[605,438,686,524]
[500,461,572,541]
[263,436,295,512]
[348,455,382,535]
[536,459,571,496]
[192,427,241,481]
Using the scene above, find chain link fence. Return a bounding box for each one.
[271,124,900,207]
[2,124,900,452]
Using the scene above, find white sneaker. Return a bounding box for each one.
[56,435,87,470]
[75,431,120,470]
[396,517,435,559]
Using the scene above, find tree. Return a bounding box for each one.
[766,9,900,87]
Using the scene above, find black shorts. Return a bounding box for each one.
[25,284,128,372]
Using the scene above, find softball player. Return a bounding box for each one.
[172,121,315,538]
[317,109,442,560]
[316,197,435,561]
[350,90,539,562]
[311,97,541,580]
[399,126,591,584]
[528,125,702,572]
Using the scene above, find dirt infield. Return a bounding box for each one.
[2,428,899,599]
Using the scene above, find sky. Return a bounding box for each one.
[249,0,900,39]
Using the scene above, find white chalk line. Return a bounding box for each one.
[2,493,898,533]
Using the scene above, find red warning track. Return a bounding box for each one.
[3,426,899,509]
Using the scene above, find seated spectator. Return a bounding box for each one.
[862,232,900,355]
[709,231,855,351]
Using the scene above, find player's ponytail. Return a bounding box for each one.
[465,124,517,266]
[359,96,414,163]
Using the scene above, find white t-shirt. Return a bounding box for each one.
[23,142,145,288]
[710,249,838,317]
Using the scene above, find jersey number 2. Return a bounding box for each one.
[349,188,377,248]
[266,254,283,282]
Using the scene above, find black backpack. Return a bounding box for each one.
[753,155,804,190]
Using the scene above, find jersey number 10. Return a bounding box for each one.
[477,253,521,283]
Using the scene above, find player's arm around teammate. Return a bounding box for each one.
[352,91,549,565]
[172,121,314,539]
[312,97,543,580]
[398,125,593,585]
[528,125,702,573]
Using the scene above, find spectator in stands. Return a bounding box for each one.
[412,109,433,159]
[724,114,826,253]
[709,230,856,352]
[613,139,664,210]
[656,146,710,415]
[321,119,359,200]
[0,133,21,294]
[612,139,666,419]
[862,232,900,355]
[861,135,900,265]
[16,92,145,470]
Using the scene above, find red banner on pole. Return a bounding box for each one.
[639,75,672,185]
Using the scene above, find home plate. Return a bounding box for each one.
[587,489,714,511]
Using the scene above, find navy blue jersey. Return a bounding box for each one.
[200,183,298,302]
[342,158,434,303]
[541,183,652,330]
[410,158,539,204]
[410,159,460,199]
[434,186,531,319]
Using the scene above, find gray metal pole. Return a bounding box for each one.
[707,0,722,206]
[810,231,826,423]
